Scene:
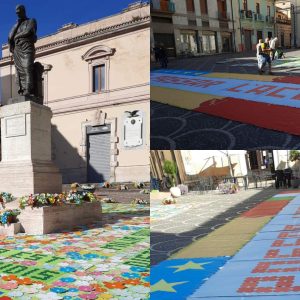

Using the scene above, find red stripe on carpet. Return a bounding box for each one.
[279,190,300,194]
[241,200,290,218]
[194,98,300,136]
[273,76,300,85]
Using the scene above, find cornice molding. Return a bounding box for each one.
[82,45,116,61]
[0,16,150,66]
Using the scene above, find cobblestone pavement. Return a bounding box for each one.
[151,50,300,75]
[151,101,300,149]
[150,187,280,266]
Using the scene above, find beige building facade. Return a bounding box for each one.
[276,2,292,47]
[0,3,150,184]
[151,0,239,56]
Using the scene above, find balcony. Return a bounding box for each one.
[151,0,175,14]
[266,15,275,23]
[254,13,264,21]
[218,11,230,20]
[276,18,291,25]
[240,10,253,19]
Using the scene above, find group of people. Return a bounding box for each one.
[153,44,168,68]
[256,37,284,75]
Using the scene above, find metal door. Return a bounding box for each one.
[87,125,111,183]
[244,30,252,51]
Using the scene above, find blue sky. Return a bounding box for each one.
[0,0,146,48]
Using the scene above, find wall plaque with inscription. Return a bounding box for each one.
[5,115,26,137]
[124,116,143,147]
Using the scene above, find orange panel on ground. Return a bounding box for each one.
[241,200,290,218]
[279,190,300,194]
[194,97,300,136]
[273,76,300,84]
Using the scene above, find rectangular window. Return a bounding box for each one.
[267,5,271,16]
[186,0,195,12]
[243,0,248,11]
[200,0,208,14]
[256,3,260,14]
[92,64,105,92]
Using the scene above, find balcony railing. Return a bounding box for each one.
[276,18,291,25]
[150,0,175,14]
[218,11,230,20]
[266,15,275,23]
[254,13,264,21]
[240,10,253,19]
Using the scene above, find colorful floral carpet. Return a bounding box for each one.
[0,203,150,300]
[151,70,300,136]
[151,191,299,299]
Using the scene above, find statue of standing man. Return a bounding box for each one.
[8,4,37,97]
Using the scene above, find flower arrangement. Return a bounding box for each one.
[0,192,15,208]
[0,209,20,225]
[19,192,96,209]
[81,184,96,193]
[162,197,176,205]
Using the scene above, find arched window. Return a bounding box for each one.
[82,45,116,93]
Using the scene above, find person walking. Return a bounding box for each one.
[269,37,278,60]
[158,44,168,68]
[153,44,160,63]
[256,39,266,74]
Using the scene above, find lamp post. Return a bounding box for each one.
[230,0,236,52]
[291,3,297,47]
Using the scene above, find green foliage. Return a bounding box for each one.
[163,160,177,186]
[290,150,300,162]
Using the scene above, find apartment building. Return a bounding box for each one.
[238,0,276,51]
[151,0,238,56]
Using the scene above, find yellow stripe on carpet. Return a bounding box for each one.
[170,216,271,258]
[151,86,222,110]
[203,72,278,82]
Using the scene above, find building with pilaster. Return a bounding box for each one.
[238,0,276,51]
[151,0,239,56]
[291,0,300,47]
[0,2,150,184]
[275,2,291,48]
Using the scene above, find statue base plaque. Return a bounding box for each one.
[0,101,62,197]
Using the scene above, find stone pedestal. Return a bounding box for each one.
[7,95,37,105]
[0,101,62,197]
[18,202,102,234]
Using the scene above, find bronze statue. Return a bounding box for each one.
[8,4,37,97]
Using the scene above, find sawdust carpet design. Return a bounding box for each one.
[0,203,150,300]
[151,192,300,299]
[151,69,300,136]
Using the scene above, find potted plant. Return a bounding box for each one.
[289,150,300,188]
[163,160,181,198]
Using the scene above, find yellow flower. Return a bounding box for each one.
[97,294,112,300]
[48,197,56,204]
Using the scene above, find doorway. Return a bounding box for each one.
[87,125,111,183]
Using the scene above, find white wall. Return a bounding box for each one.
[180,150,247,176]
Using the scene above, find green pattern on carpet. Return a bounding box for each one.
[267,196,295,202]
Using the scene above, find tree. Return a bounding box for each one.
[163,160,177,187]
[289,150,300,162]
